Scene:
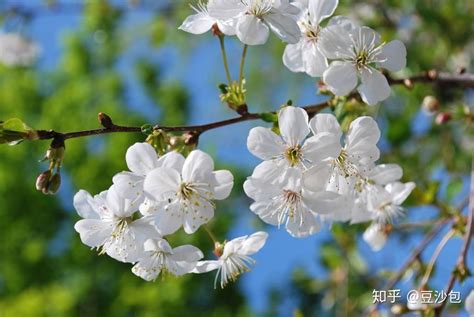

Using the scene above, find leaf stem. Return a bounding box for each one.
[239,44,248,85]
[218,35,232,84]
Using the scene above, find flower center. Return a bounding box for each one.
[301,22,320,42]
[285,145,302,167]
[333,149,358,178]
[179,182,195,200]
[355,51,369,69]
[245,0,273,18]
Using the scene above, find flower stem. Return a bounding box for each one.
[420,229,455,287]
[218,35,232,84]
[203,224,218,244]
[239,44,248,85]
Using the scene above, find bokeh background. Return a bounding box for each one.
[0,0,473,316]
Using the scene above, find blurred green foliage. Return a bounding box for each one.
[0,0,473,316]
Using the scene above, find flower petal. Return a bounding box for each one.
[286,211,321,238]
[192,260,220,273]
[323,61,357,96]
[309,0,339,24]
[303,132,342,162]
[278,106,310,146]
[357,68,391,105]
[179,13,215,35]
[210,170,234,200]
[154,202,183,235]
[182,150,214,182]
[386,181,415,205]
[158,151,185,172]
[236,15,270,45]
[265,12,301,44]
[319,25,354,59]
[112,172,144,200]
[73,189,100,219]
[283,41,305,73]
[144,167,181,201]
[303,44,328,77]
[247,127,285,160]
[378,39,406,72]
[125,142,159,175]
[74,219,114,248]
[369,164,403,185]
[240,231,269,255]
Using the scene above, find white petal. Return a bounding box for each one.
[208,0,245,20]
[302,163,332,192]
[323,61,358,96]
[264,12,301,44]
[144,167,181,201]
[179,13,215,34]
[357,69,391,105]
[182,150,214,182]
[158,151,185,172]
[303,190,347,214]
[386,182,415,205]
[236,15,270,45]
[283,41,305,73]
[286,211,321,238]
[125,142,159,175]
[309,113,342,137]
[346,116,381,152]
[192,260,221,273]
[247,127,285,160]
[106,186,138,218]
[240,231,268,255]
[303,45,328,77]
[369,164,403,185]
[356,26,381,48]
[74,219,114,248]
[319,25,354,59]
[155,202,183,235]
[363,223,387,252]
[378,40,406,72]
[249,201,280,226]
[278,106,310,146]
[172,245,204,262]
[112,172,144,200]
[210,170,234,200]
[73,190,100,219]
[465,290,474,316]
[303,133,342,162]
[309,0,338,24]
[182,202,214,234]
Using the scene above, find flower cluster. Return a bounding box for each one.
[180,0,406,105]
[244,106,415,244]
[74,142,268,287]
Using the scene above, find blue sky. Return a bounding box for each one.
[10,1,473,315]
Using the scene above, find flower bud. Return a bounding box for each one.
[46,173,61,195]
[36,170,52,191]
[98,112,114,129]
[422,96,440,113]
[213,242,225,258]
[435,112,452,125]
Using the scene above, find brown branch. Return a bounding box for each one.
[30,70,474,143]
[434,160,474,317]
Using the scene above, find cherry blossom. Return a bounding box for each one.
[179,0,236,35]
[362,223,387,252]
[143,150,233,235]
[73,185,160,263]
[319,18,406,105]
[132,239,203,281]
[208,0,301,45]
[193,231,268,288]
[283,0,339,77]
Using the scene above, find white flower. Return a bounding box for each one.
[319,18,406,105]
[73,186,160,263]
[309,113,381,194]
[113,143,184,203]
[208,0,301,45]
[362,223,387,252]
[466,290,474,317]
[247,106,340,180]
[244,165,345,237]
[132,239,203,281]
[179,0,236,35]
[283,0,338,77]
[193,231,268,288]
[0,33,39,67]
[353,181,416,224]
[143,150,233,235]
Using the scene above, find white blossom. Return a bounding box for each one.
[283,0,338,77]
[193,231,268,288]
[132,239,203,281]
[113,143,184,203]
[362,223,387,252]
[244,164,345,237]
[247,106,340,180]
[319,18,406,105]
[208,0,301,45]
[73,186,160,263]
[0,33,39,67]
[179,0,236,35]
[143,150,233,235]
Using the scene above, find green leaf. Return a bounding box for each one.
[0,118,37,145]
